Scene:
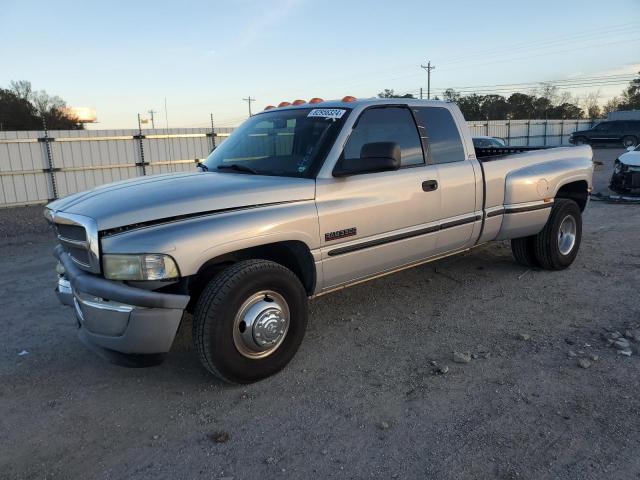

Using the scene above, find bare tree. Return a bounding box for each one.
[579,91,602,119]
[603,96,621,115]
[9,80,32,101]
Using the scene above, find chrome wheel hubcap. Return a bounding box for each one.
[233,290,289,359]
[558,215,577,255]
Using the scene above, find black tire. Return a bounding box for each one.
[511,235,540,267]
[622,135,638,148]
[533,199,582,270]
[573,136,588,146]
[193,259,308,383]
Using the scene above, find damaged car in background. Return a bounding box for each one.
[610,144,640,194]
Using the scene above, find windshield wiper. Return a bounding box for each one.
[217,164,258,175]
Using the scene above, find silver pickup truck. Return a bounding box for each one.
[45,98,593,383]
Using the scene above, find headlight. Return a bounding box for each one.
[103,254,179,281]
[613,160,624,174]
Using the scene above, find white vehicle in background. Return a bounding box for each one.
[610,144,640,194]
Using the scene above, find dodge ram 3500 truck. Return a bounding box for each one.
[45,97,593,383]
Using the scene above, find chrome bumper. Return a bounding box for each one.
[54,245,190,355]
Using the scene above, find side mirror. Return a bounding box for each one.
[333,142,401,177]
[627,146,636,152]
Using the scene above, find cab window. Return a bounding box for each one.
[343,107,424,167]
[414,107,465,164]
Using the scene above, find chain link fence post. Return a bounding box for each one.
[40,117,58,200]
[208,113,217,153]
[135,113,147,176]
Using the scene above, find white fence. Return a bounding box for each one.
[0,119,596,208]
[0,128,233,208]
[466,119,596,147]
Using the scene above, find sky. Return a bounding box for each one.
[1,0,639,129]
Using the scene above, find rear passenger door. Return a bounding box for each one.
[413,107,478,254]
[591,122,618,143]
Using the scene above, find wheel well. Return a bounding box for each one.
[556,180,589,211]
[187,241,316,307]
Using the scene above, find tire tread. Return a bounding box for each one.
[533,199,581,270]
[193,259,301,383]
[511,236,539,267]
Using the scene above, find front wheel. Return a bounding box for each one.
[193,259,308,383]
[533,199,582,270]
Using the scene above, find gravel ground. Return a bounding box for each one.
[1,148,639,480]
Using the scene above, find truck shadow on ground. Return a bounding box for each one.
[159,241,526,384]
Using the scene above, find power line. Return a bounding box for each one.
[384,73,637,100]
[435,74,636,92]
[439,22,640,66]
[305,21,640,91]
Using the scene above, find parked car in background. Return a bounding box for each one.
[610,144,640,194]
[472,136,506,148]
[569,120,640,148]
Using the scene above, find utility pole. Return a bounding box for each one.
[242,96,256,117]
[420,61,435,99]
[148,109,157,129]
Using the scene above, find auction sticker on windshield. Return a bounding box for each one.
[307,109,346,119]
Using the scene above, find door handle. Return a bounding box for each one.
[422,180,438,192]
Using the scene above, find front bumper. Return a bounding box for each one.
[54,245,190,355]
[610,167,640,193]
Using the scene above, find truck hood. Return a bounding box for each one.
[46,172,316,230]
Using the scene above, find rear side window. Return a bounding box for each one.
[414,107,465,164]
[343,107,424,167]
[594,122,613,131]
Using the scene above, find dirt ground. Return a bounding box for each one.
[1,148,639,480]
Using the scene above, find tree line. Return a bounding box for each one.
[0,80,83,131]
[379,71,640,121]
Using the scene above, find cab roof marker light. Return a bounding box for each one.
[309,97,324,104]
[277,101,291,108]
[264,105,276,110]
[292,99,306,105]
[341,95,357,103]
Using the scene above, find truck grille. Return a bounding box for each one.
[47,211,101,273]
[56,224,87,242]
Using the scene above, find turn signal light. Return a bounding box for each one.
[292,99,306,105]
[308,97,324,104]
[264,105,276,110]
[341,95,357,102]
[278,101,291,107]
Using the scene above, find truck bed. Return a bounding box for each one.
[475,146,550,160]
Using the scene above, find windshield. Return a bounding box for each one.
[204,108,350,178]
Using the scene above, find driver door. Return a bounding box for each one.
[315,106,442,289]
